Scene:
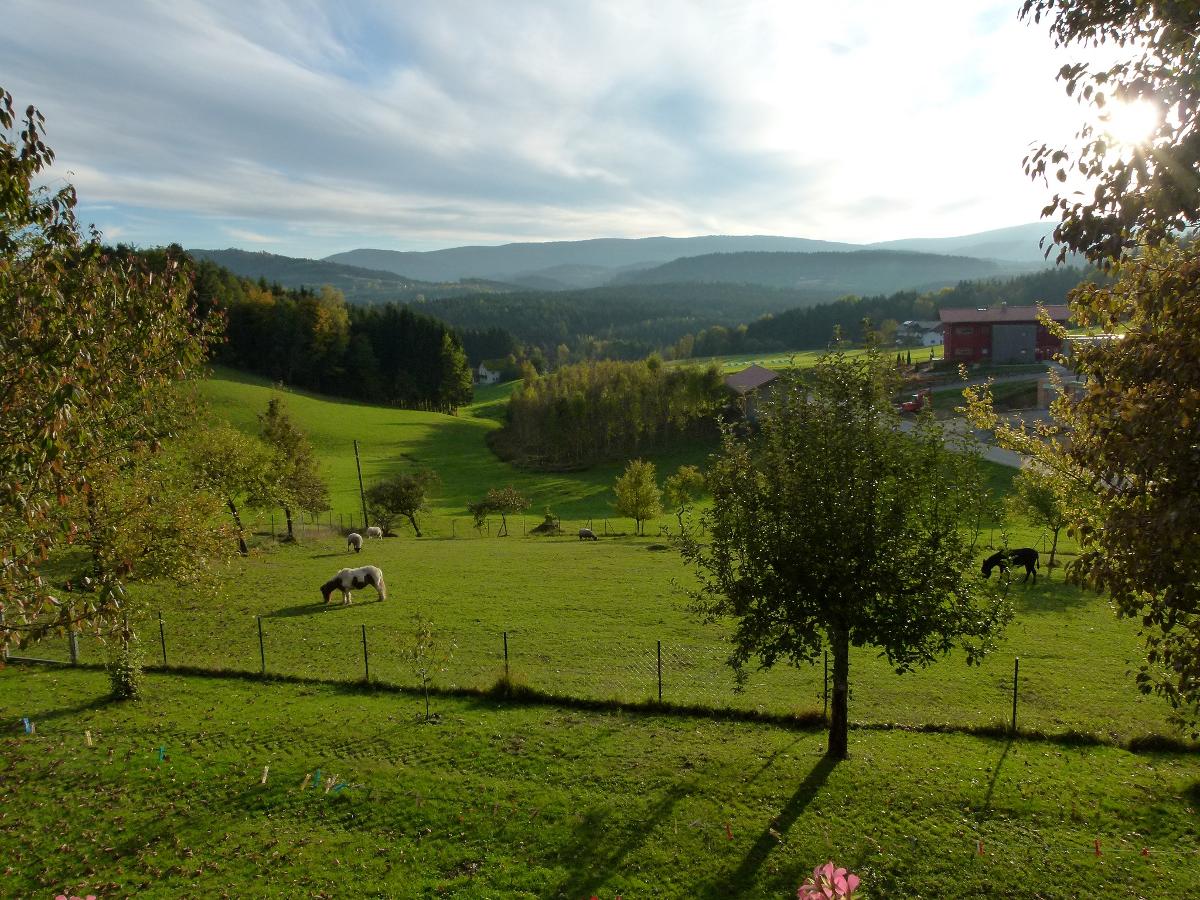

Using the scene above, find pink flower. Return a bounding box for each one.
[798,860,860,899]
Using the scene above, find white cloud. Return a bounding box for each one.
[6,0,1092,254]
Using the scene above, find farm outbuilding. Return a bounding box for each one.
[939,304,1070,364]
[724,364,779,422]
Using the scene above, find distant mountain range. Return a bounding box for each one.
[190,223,1058,303]
[186,248,513,304]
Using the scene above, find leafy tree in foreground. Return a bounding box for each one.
[614,459,663,537]
[974,3,1200,726]
[258,397,330,541]
[483,486,531,537]
[663,464,705,532]
[0,88,221,678]
[366,470,440,537]
[1019,1,1200,263]
[681,352,1009,759]
[970,243,1200,722]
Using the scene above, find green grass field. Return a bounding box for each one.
[4,367,1198,898]
[4,667,1199,898]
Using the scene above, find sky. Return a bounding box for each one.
[8,0,1091,258]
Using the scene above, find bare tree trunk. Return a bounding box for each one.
[284,506,295,541]
[406,513,422,537]
[828,624,850,759]
[1049,526,1061,569]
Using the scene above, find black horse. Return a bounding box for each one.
[981,548,1040,584]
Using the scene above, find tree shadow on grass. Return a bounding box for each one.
[266,602,364,619]
[719,754,839,895]
[554,781,694,899]
[978,736,1014,820]
[24,693,119,726]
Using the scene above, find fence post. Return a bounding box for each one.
[362,624,370,682]
[258,616,266,676]
[452,519,457,539]
[158,613,167,667]
[0,609,7,661]
[68,630,80,665]
[823,650,829,720]
[503,631,509,678]
[354,439,369,531]
[1011,657,1020,733]
[657,640,662,702]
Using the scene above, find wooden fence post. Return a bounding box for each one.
[1011,657,1020,733]
[258,616,266,675]
[657,640,662,702]
[158,612,168,667]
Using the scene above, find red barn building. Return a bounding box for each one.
[939,304,1071,364]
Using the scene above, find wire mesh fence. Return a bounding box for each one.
[10,612,1052,739]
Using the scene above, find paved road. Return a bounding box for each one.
[898,416,1026,469]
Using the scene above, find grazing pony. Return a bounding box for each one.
[578,527,598,541]
[320,566,387,605]
[346,532,363,553]
[981,548,1040,584]
[365,526,383,539]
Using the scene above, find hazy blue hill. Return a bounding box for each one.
[615,249,1031,294]
[187,248,514,303]
[325,234,860,285]
[868,222,1057,264]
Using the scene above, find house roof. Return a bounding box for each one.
[939,305,1071,324]
[724,364,779,395]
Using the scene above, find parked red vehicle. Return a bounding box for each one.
[897,389,932,414]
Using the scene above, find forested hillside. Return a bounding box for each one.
[406,281,836,361]
[617,249,1026,292]
[669,265,1095,358]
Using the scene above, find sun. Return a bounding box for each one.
[1100,99,1160,147]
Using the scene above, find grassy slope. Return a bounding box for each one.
[202,366,713,526]
[3,667,1198,899]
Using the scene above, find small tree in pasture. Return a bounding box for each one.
[680,352,1009,759]
[664,465,705,532]
[614,459,662,536]
[366,469,439,537]
[258,397,329,541]
[484,486,531,537]
[184,425,280,555]
[1007,462,1079,569]
[403,613,456,722]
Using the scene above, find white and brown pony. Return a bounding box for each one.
[320,566,386,605]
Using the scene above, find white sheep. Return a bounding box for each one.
[346,532,363,553]
[365,526,383,539]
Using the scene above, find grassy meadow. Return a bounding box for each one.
[4,667,1199,898]
[4,366,1199,898]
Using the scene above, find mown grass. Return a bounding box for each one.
[3,667,1198,899]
